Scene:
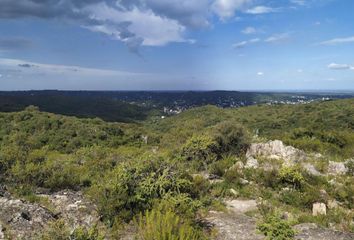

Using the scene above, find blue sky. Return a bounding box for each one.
[0,0,353,90]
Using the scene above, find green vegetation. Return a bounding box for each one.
[257,214,295,240]
[39,219,104,240]
[0,98,354,238]
[134,208,205,240]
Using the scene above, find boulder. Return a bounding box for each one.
[245,157,259,169]
[240,178,250,185]
[229,189,238,197]
[328,161,348,176]
[312,203,326,216]
[302,163,323,177]
[246,140,306,165]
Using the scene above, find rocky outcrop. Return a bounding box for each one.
[0,190,101,239]
[246,140,307,166]
[0,196,54,239]
[39,190,100,230]
[295,223,354,240]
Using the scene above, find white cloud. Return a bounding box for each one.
[241,26,257,34]
[257,71,264,76]
[327,63,354,70]
[85,3,192,47]
[265,33,291,43]
[246,6,278,14]
[211,0,253,19]
[232,38,260,48]
[319,36,354,45]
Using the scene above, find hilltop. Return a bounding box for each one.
[0,98,353,239]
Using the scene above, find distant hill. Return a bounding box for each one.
[0,90,353,122]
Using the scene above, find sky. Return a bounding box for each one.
[0,0,353,91]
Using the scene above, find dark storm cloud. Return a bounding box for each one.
[0,0,210,28]
[0,38,33,50]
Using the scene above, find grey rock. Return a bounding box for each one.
[295,223,354,240]
[0,196,54,239]
[302,163,323,177]
[245,157,259,169]
[247,140,307,165]
[206,211,264,240]
[226,199,258,214]
[39,190,100,230]
[240,178,250,185]
[312,203,327,216]
[328,161,348,176]
[229,189,238,197]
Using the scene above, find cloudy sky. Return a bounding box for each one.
[0,0,353,90]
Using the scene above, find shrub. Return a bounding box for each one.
[181,135,218,169]
[345,160,354,176]
[257,214,295,240]
[39,219,104,240]
[71,225,104,240]
[88,159,194,223]
[209,155,235,177]
[39,219,71,240]
[134,208,205,240]
[212,122,251,156]
[278,166,304,189]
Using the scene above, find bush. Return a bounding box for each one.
[39,219,71,240]
[39,219,104,240]
[212,121,251,156]
[88,159,194,223]
[278,166,304,189]
[134,208,205,240]
[209,156,235,177]
[345,160,354,176]
[257,214,295,240]
[181,135,218,169]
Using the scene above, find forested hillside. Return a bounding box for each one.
[149,98,354,158]
[0,99,353,239]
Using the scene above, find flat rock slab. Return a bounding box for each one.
[206,199,263,240]
[295,223,354,240]
[226,199,258,214]
[206,210,264,240]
